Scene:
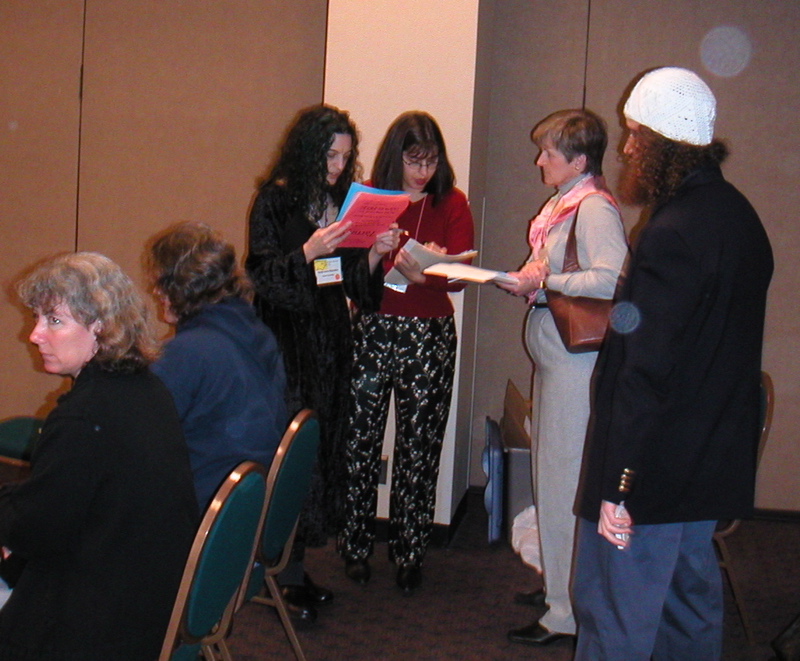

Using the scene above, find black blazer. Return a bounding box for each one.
[577,166,773,525]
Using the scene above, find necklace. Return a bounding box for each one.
[411,194,426,241]
[391,194,426,262]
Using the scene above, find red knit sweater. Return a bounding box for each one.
[380,187,474,318]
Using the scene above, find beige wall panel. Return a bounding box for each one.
[0,1,84,420]
[1,1,327,421]
[324,0,478,180]
[461,0,496,499]
[469,0,590,485]
[325,0,481,523]
[76,1,327,286]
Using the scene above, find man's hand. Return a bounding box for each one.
[598,500,633,548]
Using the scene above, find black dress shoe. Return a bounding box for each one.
[303,572,334,604]
[396,565,422,593]
[513,588,547,607]
[344,558,371,585]
[280,585,318,623]
[507,622,574,646]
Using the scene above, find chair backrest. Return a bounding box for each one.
[160,460,268,661]
[0,416,42,463]
[260,409,320,565]
[715,370,775,539]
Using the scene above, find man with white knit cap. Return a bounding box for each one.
[572,67,773,660]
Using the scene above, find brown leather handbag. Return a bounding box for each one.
[545,217,613,353]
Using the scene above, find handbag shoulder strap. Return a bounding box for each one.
[558,183,618,274]
[561,214,580,273]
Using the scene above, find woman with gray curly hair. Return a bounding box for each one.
[0,251,198,661]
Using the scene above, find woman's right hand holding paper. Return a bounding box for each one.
[499,258,548,296]
[368,224,401,272]
[303,221,352,262]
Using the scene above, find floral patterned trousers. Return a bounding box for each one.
[338,312,456,568]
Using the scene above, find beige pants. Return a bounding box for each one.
[525,307,598,635]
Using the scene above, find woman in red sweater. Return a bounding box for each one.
[338,111,474,593]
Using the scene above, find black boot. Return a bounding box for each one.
[280,585,318,623]
[396,565,422,593]
[344,558,371,585]
[303,572,334,604]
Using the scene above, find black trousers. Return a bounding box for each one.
[338,312,456,568]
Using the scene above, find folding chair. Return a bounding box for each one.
[160,461,268,661]
[245,409,320,661]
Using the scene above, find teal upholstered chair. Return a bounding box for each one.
[0,416,42,464]
[244,409,320,661]
[159,460,268,661]
[713,370,775,645]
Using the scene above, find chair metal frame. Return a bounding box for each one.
[713,370,774,645]
[159,460,269,661]
[246,408,319,661]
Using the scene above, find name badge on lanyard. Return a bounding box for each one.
[314,256,343,286]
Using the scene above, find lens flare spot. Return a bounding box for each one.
[701,25,752,78]
[610,302,641,335]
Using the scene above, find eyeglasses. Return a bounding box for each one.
[402,157,439,171]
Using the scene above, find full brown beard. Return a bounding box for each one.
[617,154,649,206]
[617,126,729,207]
[617,129,662,206]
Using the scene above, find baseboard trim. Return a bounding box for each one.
[753,507,800,522]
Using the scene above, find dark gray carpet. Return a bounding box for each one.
[226,493,800,660]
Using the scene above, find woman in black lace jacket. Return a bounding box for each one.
[246,104,397,621]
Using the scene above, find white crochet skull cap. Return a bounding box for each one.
[623,67,716,146]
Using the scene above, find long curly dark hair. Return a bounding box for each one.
[620,123,729,206]
[263,104,360,222]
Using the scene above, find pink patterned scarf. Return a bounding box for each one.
[524,175,618,304]
[527,175,616,260]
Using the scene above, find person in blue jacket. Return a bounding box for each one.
[149,221,287,512]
